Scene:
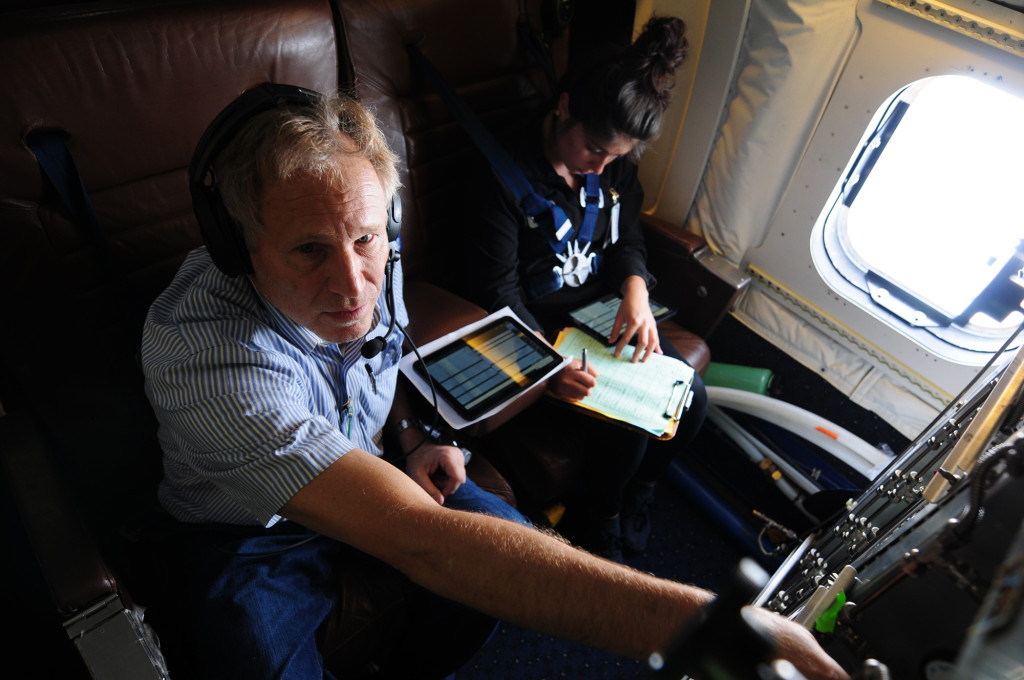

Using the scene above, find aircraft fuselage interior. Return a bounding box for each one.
[2,0,1024,678]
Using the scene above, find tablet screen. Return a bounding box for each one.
[568,294,676,345]
[412,316,563,420]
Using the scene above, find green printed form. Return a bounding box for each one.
[553,327,696,438]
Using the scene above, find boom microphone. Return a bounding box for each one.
[361,244,399,360]
[360,321,394,359]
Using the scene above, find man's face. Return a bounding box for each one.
[248,152,390,344]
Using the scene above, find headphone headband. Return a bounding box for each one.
[189,84,321,192]
[190,83,401,277]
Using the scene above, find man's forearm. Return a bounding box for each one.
[390,504,713,659]
[284,450,702,657]
[396,509,847,680]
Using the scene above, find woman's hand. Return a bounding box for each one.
[548,355,598,402]
[611,275,661,362]
[405,440,467,505]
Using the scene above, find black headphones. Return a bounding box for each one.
[189,82,402,277]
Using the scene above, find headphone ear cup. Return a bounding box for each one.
[190,83,320,277]
[387,192,402,243]
[191,181,252,277]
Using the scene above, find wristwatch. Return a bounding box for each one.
[393,418,422,439]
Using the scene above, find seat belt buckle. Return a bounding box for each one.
[579,185,604,208]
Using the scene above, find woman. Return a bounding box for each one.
[460,16,708,562]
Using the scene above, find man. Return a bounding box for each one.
[142,84,848,680]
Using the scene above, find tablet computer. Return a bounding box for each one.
[412,315,564,421]
[568,294,676,345]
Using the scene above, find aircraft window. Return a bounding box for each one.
[814,75,1024,361]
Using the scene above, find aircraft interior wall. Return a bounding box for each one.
[639,0,1024,440]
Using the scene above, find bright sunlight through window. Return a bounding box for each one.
[818,75,1024,361]
[846,76,1024,330]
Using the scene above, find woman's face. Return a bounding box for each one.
[550,92,637,176]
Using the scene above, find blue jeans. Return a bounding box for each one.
[444,477,529,521]
[171,479,530,680]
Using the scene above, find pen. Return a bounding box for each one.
[581,348,588,373]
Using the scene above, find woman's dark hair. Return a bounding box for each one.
[561,16,687,156]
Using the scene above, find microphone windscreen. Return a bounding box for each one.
[361,337,385,359]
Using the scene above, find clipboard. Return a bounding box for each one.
[551,327,695,440]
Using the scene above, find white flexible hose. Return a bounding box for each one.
[708,404,817,498]
[706,386,892,480]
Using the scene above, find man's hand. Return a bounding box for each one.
[743,606,850,680]
[611,275,661,362]
[547,355,598,402]
[405,440,467,505]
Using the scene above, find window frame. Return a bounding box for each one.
[811,76,1024,363]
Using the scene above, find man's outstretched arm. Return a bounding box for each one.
[281,449,849,680]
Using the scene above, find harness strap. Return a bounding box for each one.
[578,172,601,246]
[408,44,573,255]
[26,130,107,247]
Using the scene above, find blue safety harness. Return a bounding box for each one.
[27,129,107,248]
[408,44,615,300]
[524,172,605,299]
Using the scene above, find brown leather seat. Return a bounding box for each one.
[0,3,355,676]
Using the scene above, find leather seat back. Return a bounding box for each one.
[0,0,341,538]
[335,0,567,287]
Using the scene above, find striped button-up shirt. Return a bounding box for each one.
[141,247,408,527]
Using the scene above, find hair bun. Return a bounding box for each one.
[558,14,689,146]
[634,16,688,99]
